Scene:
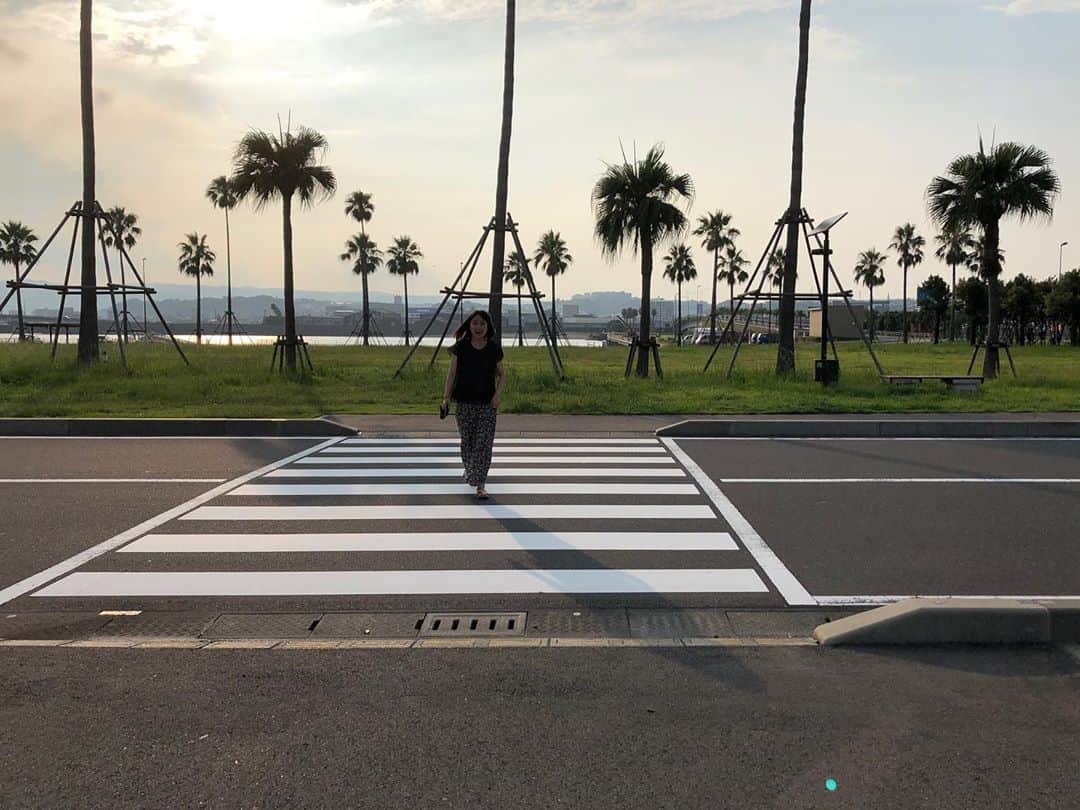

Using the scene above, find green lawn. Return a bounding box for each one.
[0,339,1077,417]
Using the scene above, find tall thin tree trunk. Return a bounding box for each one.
[933,312,940,344]
[517,284,523,347]
[119,246,128,342]
[550,275,557,348]
[403,273,410,347]
[361,272,370,347]
[729,276,735,337]
[225,207,233,345]
[488,0,516,338]
[637,232,653,378]
[902,264,909,344]
[949,261,956,342]
[195,272,202,345]
[709,249,718,343]
[983,220,1002,379]
[13,262,25,341]
[777,0,812,375]
[77,0,99,364]
[869,287,875,343]
[677,281,682,347]
[282,194,297,371]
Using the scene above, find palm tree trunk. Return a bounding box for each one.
[195,272,202,345]
[949,261,956,342]
[282,194,297,371]
[983,220,1002,379]
[550,275,557,348]
[677,281,682,347]
[777,0,812,375]
[869,287,875,343]
[361,272,370,347]
[933,311,940,344]
[902,264,909,344]
[729,276,735,337]
[517,285,523,347]
[13,262,25,341]
[709,249,718,343]
[119,247,128,343]
[225,207,233,346]
[403,273,410,347]
[488,0,515,339]
[77,0,99,364]
[637,231,653,378]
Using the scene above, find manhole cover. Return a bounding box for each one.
[419,612,526,637]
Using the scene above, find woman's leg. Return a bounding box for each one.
[455,403,479,486]
[474,404,498,487]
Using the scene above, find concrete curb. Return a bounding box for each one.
[813,598,1080,645]
[0,417,358,437]
[657,419,1080,439]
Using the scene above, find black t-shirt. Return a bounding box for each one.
[449,338,504,403]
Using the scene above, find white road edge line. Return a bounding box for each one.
[815,595,1080,605]
[0,437,346,607]
[662,437,816,607]
[0,436,345,440]
[674,437,1080,442]
[0,478,229,483]
[714,478,1080,484]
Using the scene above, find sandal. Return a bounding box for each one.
[476,487,490,500]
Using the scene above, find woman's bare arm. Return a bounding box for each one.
[442,355,458,405]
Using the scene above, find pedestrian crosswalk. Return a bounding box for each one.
[31,435,799,603]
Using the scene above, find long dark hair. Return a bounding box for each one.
[454,310,497,342]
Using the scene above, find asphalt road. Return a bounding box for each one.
[2,645,1077,809]
[2,433,1079,808]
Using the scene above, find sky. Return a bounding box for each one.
[1,0,1078,307]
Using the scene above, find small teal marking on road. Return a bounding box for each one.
[825,778,838,792]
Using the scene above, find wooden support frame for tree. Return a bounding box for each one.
[703,208,883,379]
[393,213,564,380]
[0,201,189,370]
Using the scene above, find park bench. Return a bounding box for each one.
[881,374,984,392]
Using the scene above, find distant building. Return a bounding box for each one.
[561,303,580,317]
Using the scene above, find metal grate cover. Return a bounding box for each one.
[419,612,526,637]
[202,613,321,639]
[526,609,630,637]
[628,609,734,638]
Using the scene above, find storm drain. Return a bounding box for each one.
[418,612,526,637]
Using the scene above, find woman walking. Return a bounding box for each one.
[442,310,506,499]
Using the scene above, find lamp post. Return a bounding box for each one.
[1060,241,1069,281]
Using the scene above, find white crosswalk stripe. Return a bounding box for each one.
[31,437,786,602]
[229,483,700,497]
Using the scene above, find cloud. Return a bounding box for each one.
[348,0,789,24]
[993,0,1080,12]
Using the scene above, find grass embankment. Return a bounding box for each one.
[0,340,1077,417]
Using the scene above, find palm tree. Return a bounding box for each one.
[717,245,749,336]
[503,253,529,347]
[968,233,1005,275]
[592,144,693,377]
[488,0,517,338]
[345,190,374,236]
[889,223,926,343]
[533,230,572,347]
[853,249,887,342]
[341,233,382,345]
[777,0,813,375]
[230,122,336,372]
[177,233,215,344]
[386,236,422,346]
[78,0,98,364]
[0,221,38,341]
[692,210,739,343]
[928,139,1059,377]
[663,244,697,346]
[766,247,787,332]
[206,175,239,344]
[934,224,975,342]
[103,206,141,342]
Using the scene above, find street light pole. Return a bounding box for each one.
[1060,241,1069,281]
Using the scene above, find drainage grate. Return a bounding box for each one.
[419,612,526,637]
